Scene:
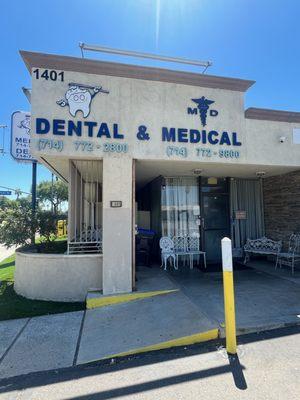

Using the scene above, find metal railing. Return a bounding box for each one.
[79,42,212,73]
[68,160,102,254]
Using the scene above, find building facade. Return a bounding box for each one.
[18,50,300,299]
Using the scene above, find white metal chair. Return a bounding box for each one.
[173,236,189,268]
[159,237,177,271]
[187,236,207,269]
[276,234,300,274]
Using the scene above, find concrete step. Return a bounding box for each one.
[86,266,180,309]
[86,288,179,309]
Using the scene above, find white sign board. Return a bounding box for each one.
[11,111,35,162]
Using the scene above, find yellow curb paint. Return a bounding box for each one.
[103,328,219,359]
[86,289,179,309]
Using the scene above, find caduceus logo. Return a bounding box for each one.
[56,82,109,118]
[187,96,218,127]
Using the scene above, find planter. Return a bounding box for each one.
[15,250,102,302]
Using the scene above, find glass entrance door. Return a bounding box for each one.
[200,178,230,262]
[160,176,230,264]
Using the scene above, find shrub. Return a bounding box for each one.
[0,199,35,247]
[0,200,61,250]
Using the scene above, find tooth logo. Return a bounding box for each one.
[18,115,31,135]
[56,82,109,118]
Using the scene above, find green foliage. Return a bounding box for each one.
[0,254,15,282]
[37,179,68,214]
[0,196,12,211]
[0,178,68,249]
[0,199,60,248]
[0,198,34,247]
[36,209,58,243]
[35,239,67,254]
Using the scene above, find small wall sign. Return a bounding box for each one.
[235,210,247,220]
[11,111,36,162]
[110,200,122,208]
[293,128,300,144]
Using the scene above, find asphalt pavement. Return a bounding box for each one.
[0,326,299,400]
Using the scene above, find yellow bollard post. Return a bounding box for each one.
[221,237,237,354]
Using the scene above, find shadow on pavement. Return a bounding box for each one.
[228,354,247,390]
[0,325,299,395]
[62,364,246,399]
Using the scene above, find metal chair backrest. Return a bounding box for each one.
[187,236,200,251]
[288,234,300,255]
[159,237,174,253]
[173,236,187,252]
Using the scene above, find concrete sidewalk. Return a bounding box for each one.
[0,272,219,379]
[0,326,299,400]
[0,312,84,379]
[168,262,300,334]
[0,262,300,379]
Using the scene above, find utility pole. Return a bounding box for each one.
[0,125,7,155]
[21,87,36,245]
[51,173,54,213]
[31,161,37,244]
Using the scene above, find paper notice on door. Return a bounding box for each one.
[193,205,200,216]
[208,177,218,185]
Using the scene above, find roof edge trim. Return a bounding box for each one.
[20,50,255,92]
[245,107,300,123]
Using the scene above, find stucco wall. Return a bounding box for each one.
[263,170,300,249]
[15,251,102,302]
[245,119,300,166]
[30,67,300,169]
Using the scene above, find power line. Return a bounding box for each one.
[0,185,32,196]
[0,125,7,155]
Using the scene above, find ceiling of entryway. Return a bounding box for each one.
[38,156,299,188]
[135,159,299,188]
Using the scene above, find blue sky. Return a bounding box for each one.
[0,0,300,196]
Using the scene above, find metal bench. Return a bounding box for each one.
[243,237,282,266]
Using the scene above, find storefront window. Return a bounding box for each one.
[161,177,200,238]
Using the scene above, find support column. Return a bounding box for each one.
[67,161,75,243]
[102,157,133,295]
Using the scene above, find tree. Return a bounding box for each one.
[36,209,58,244]
[0,199,59,249]
[0,196,12,211]
[0,178,68,250]
[37,179,68,214]
[0,198,35,247]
